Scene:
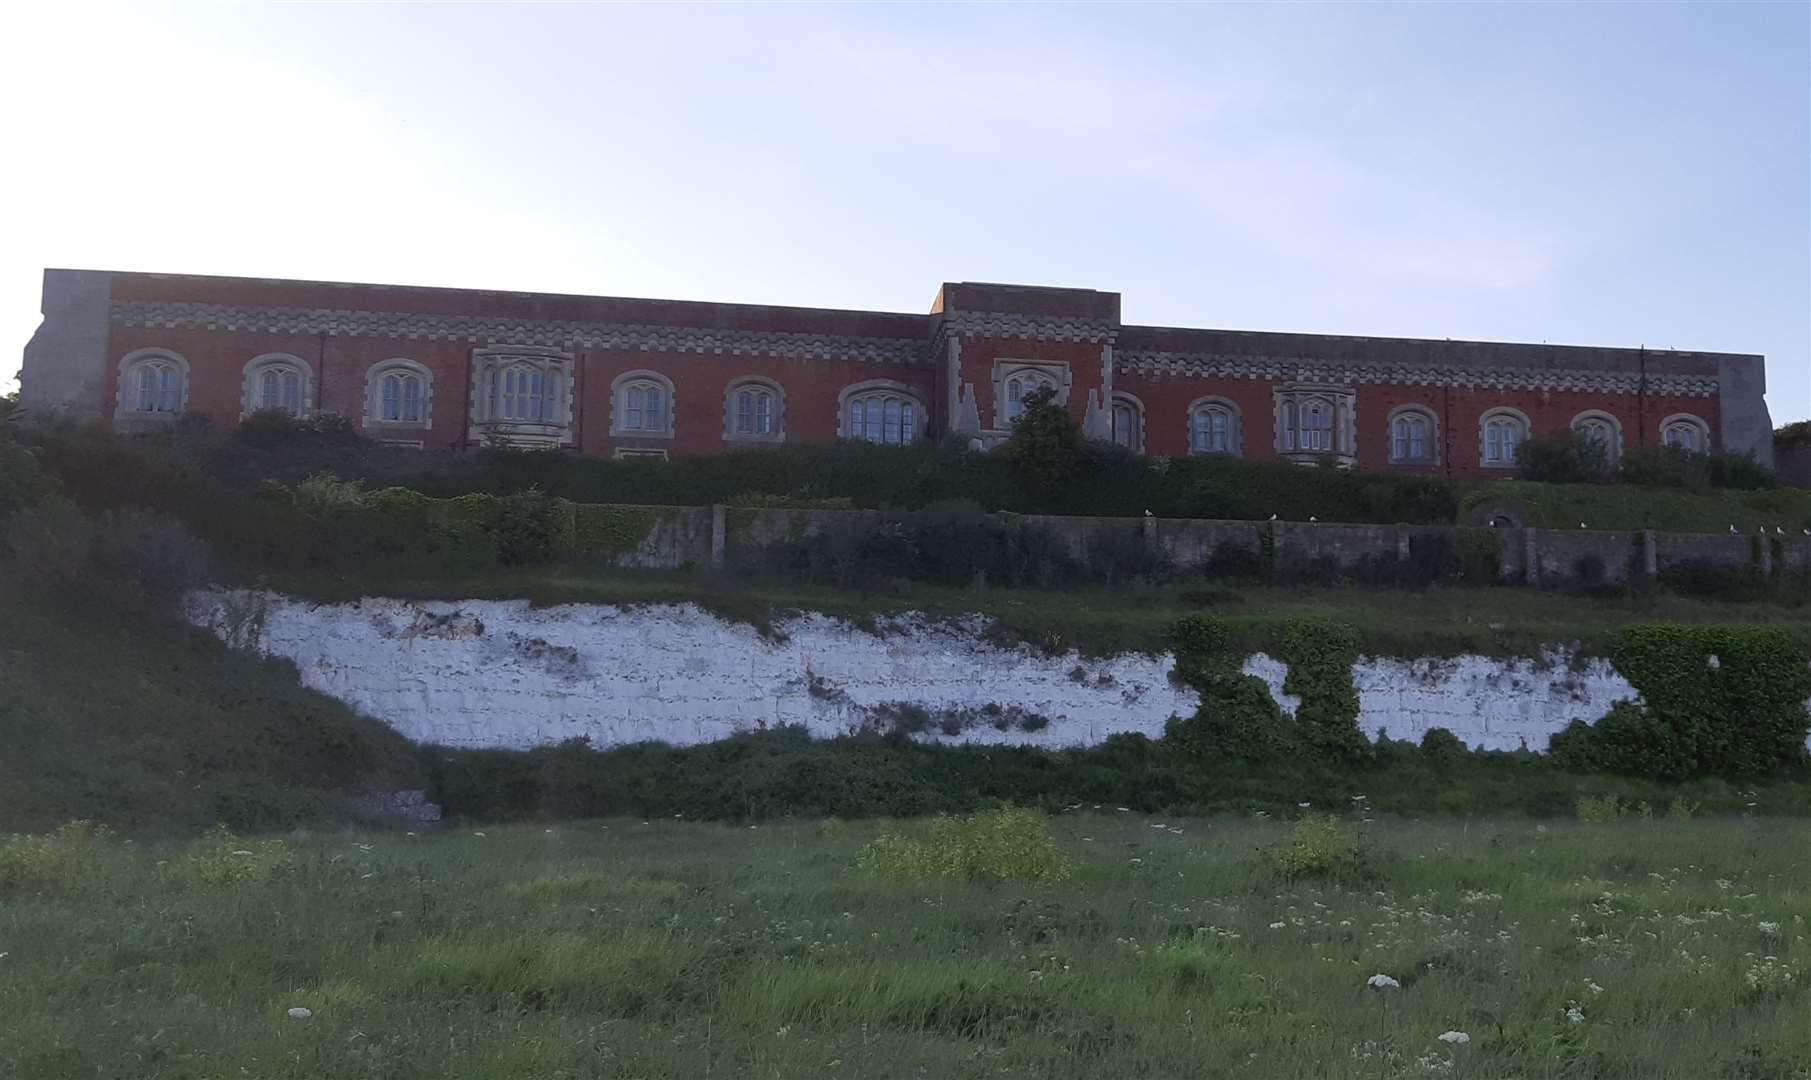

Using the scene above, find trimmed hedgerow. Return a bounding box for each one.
[1549,625,1811,780]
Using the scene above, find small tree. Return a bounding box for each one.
[1518,429,1613,484]
[1000,386,1083,498]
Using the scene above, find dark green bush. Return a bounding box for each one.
[1621,445,1775,491]
[1549,625,1811,780]
[1518,430,1614,484]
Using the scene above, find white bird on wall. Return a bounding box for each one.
[1729,525,1738,534]
[1269,513,1278,521]
[1579,522,1587,529]
[1309,516,1318,522]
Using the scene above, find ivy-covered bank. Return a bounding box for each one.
[425,602,1811,817]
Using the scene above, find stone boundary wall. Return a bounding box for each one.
[615,505,1809,588]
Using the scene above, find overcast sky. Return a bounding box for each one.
[3,3,1806,423]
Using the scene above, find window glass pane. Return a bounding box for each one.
[756,392,771,434]
[884,398,902,443]
[159,368,180,412]
[137,366,157,411]
[403,377,421,422]
[900,401,915,443]
[736,391,753,434]
[850,399,865,439]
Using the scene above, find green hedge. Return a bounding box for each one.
[1461,480,1811,533]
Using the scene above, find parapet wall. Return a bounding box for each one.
[697,506,1802,587]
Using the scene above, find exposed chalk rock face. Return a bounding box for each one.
[185,590,1795,754]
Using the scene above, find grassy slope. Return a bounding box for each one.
[1,815,1805,1079]
[264,566,1811,659]
[0,590,423,834]
[1462,479,1811,532]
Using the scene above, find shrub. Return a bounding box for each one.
[854,807,1072,884]
[1574,794,1626,823]
[0,821,118,897]
[1419,728,1469,769]
[0,437,56,523]
[1549,626,1811,780]
[1265,815,1374,884]
[1621,445,1775,490]
[4,504,210,616]
[156,824,295,888]
[1518,431,1614,484]
[495,488,572,566]
[237,409,362,449]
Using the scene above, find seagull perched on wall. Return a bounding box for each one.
[1776,526,1785,535]
[1269,513,1278,521]
[1729,525,1739,534]
[1144,509,1153,518]
[1309,516,1318,522]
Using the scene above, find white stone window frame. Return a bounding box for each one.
[1108,391,1146,453]
[1658,412,1710,453]
[1186,395,1244,456]
[363,358,434,430]
[1569,409,1623,463]
[990,360,1071,430]
[838,379,925,444]
[241,352,315,419]
[1273,384,1355,461]
[1478,405,1531,469]
[1386,403,1440,465]
[473,347,573,426]
[722,375,786,444]
[114,347,191,422]
[609,369,676,439]
[613,447,670,461]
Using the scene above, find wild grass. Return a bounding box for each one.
[261,564,1811,660]
[0,813,1804,1079]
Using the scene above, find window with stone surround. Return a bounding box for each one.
[1109,393,1144,452]
[1387,405,1438,464]
[1660,413,1709,453]
[115,349,189,420]
[723,376,785,442]
[364,359,433,427]
[241,353,313,418]
[1187,396,1241,455]
[1479,406,1530,467]
[1570,410,1622,462]
[839,380,922,444]
[611,370,673,437]
[1274,385,1354,463]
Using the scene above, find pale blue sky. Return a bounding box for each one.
[4,2,1806,422]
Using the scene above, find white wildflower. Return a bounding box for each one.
[1269,921,1287,930]
[1366,973,1401,992]
[1759,921,1781,936]
[1587,981,1604,995]
[286,1007,312,1020]
[231,850,255,856]
[1436,1031,1470,1045]
[472,831,486,837]
[1564,1003,1585,1024]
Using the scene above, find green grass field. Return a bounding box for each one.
[266,566,1811,659]
[3,813,1805,1079]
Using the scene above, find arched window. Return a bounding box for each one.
[364,360,432,426]
[610,370,674,437]
[723,377,785,441]
[1387,405,1438,464]
[1570,410,1622,462]
[1274,386,1354,462]
[1188,397,1241,455]
[1109,393,1144,452]
[489,363,559,422]
[840,381,922,444]
[1479,407,1530,467]
[1660,414,1709,453]
[1005,372,1057,423]
[242,353,313,418]
[1284,396,1335,452]
[116,349,190,419]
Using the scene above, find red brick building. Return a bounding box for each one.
[21,269,1775,475]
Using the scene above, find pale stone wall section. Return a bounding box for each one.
[185,591,1809,754]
